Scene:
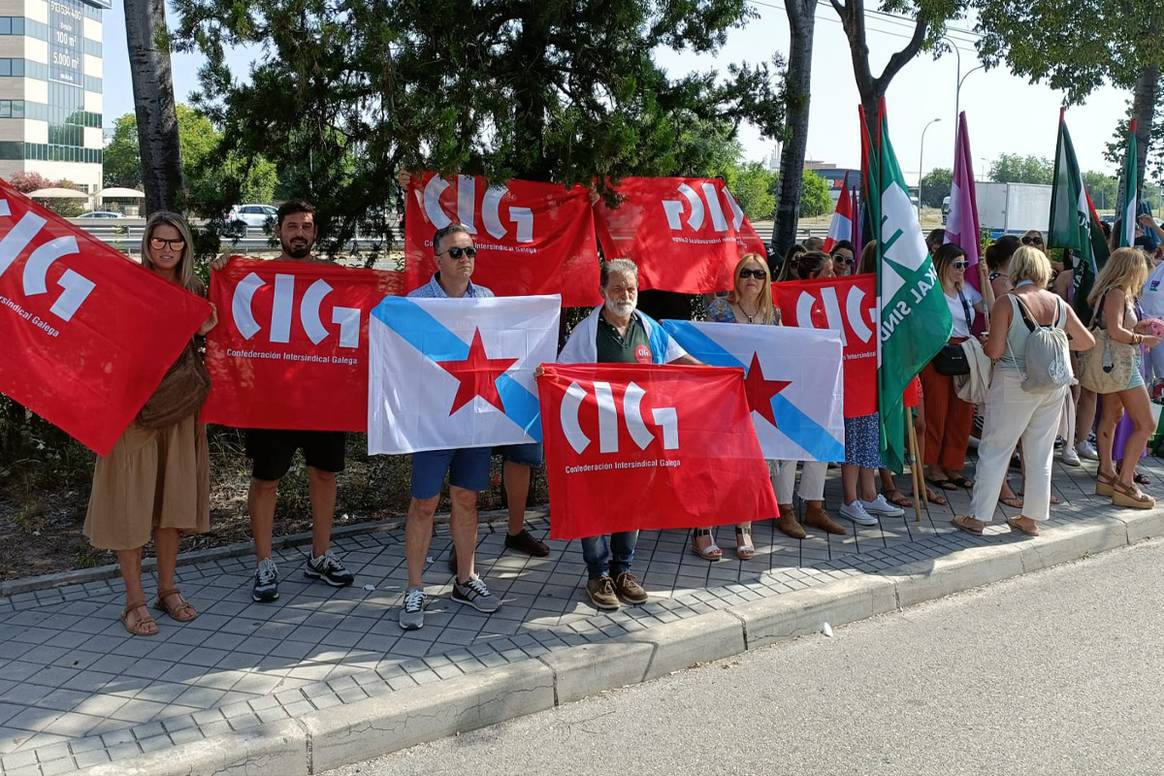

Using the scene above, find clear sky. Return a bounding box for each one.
[101,2,1130,184]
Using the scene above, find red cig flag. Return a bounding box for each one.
[538,363,778,540]
[203,258,400,432]
[0,180,210,455]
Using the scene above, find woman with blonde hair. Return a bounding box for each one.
[1086,247,1161,508]
[84,212,218,635]
[696,254,782,558]
[953,247,1093,537]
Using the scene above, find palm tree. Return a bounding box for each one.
[124,0,184,214]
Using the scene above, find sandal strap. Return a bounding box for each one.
[123,600,147,615]
[692,528,712,537]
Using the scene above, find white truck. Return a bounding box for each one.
[942,182,1052,234]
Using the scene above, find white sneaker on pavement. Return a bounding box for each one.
[862,494,905,517]
[1076,441,1099,461]
[1060,445,1082,467]
[840,500,879,526]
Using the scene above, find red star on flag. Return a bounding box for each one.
[743,351,790,427]
[436,328,518,415]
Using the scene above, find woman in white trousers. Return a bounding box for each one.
[953,247,1094,537]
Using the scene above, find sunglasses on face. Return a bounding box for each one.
[833,255,854,265]
[739,268,766,280]
[440,246,477,259]
[1022,236,1043,246]
[952,261,969,269]
[149,237,185,251]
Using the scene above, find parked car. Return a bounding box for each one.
[226,204,277,237]
[77,211,123,219]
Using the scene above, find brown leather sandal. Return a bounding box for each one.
[951,515,984,536]
[122,601,159,637]
[1112,480,1156,510]
[154,589,198,623]
[1006,517,1040,536]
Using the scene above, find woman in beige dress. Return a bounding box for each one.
[84,212,218,636]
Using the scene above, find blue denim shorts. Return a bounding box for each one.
[410,447,492,499]
[495,442,544,467]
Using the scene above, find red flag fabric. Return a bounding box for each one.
[771,274,877,417]
[403,172,599,306]
[0,181,210,455]
[538,363,778,540]
[593,177,767,293]
[823,179,854,253]
[204,258,401,432]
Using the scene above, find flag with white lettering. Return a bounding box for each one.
[204,258,401,431]
[367,295,560,454]
[661,321,845,462]
[0,180,210,454]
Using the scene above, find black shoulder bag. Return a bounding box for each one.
[931,291,973,376]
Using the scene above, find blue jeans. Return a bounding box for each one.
[580,531,639,580]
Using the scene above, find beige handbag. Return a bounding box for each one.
[1078,291,1136,394]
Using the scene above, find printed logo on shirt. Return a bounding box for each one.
[634,344,651,363]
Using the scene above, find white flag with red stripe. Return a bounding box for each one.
[823,180,853,252]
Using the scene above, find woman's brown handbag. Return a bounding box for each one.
[136,344,211,429]
[1078,290,1136,394]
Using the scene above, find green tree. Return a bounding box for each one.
[1104,92,1164,190]
[104,106,278,207]
[919,167,952,208]
[975,0,1164,190]
[1082,170,1118,211]
[988,154,1053,185]
[799,170,832,217]
[771,0,819,256]
[173,0,785,255]
[720,159,778,221]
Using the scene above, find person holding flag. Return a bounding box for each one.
[557,259,701,609]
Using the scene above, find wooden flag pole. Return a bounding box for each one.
[906,409,924,522]
[978,260,993,328]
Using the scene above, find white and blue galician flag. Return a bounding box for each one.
[662,320,845,462]
[368,295,561,454]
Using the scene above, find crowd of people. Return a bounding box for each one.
[87,200,1164,637]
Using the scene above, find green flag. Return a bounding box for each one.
[874,103,952,474]
[1048,108,1109,320]
[1117,119,1138,248]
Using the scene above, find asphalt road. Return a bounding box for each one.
[325,539,1164,776]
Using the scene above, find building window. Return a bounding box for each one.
[83,38,100,57]
[83,75,100,93]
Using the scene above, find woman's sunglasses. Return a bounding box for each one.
[739,268,767,280]
[1022,235,1044,246]
[149,237,186,251]
[952,261,969,269]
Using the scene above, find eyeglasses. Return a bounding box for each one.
[739,269,766,279]
[149,237,185,251]
[833,255,854,265]
[1022,235,1044,246]
[952,261,969,269]
[439,246,477,259]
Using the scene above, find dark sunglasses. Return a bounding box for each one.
[149,237,185,250]
[739,268,766,280]
[1022,235,1043,246]
[440,246,477,259]
[952,261,969,269]
[833,255,854,265]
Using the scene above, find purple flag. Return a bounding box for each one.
[944,112,981,291]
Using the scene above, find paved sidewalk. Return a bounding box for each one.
[0,453,1155,775]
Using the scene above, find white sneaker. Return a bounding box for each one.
[1060,445,1081,467]
[862,494,905,517]
[840,500,879,526]
[1075,441,1099,461]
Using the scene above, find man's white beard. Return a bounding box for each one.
[605,299,636,318]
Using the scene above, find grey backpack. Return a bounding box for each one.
[1009,295,1071,393]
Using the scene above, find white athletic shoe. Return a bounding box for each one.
[840,500,879,526]
[1075,441,1099,461]
[1060,445,1082,467]
[862,494,905,517]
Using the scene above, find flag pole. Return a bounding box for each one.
[907,409,924,522]
[978,260,992,327]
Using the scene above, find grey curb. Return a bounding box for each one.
[0,507,546,597]
[74,507,1162,776]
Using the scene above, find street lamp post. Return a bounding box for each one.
[919,117,942,208]
[956,63,987,124]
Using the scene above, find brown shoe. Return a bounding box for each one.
[505,528,550,557]
[586,576,620,610]
[614,572,648,605]
[804,501,847,535]
[775,504,806,540]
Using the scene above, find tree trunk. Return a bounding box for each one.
[1131,66,1159,195]
[124,0,184,214]
[771,0,815,261]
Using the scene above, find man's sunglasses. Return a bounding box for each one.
[1022,235,1044,246]
[739,268,767,279]
[440,246,477,259]
[952,261,969,269]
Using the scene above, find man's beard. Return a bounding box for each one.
[284,239,311,259]
[605,299,636,318]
